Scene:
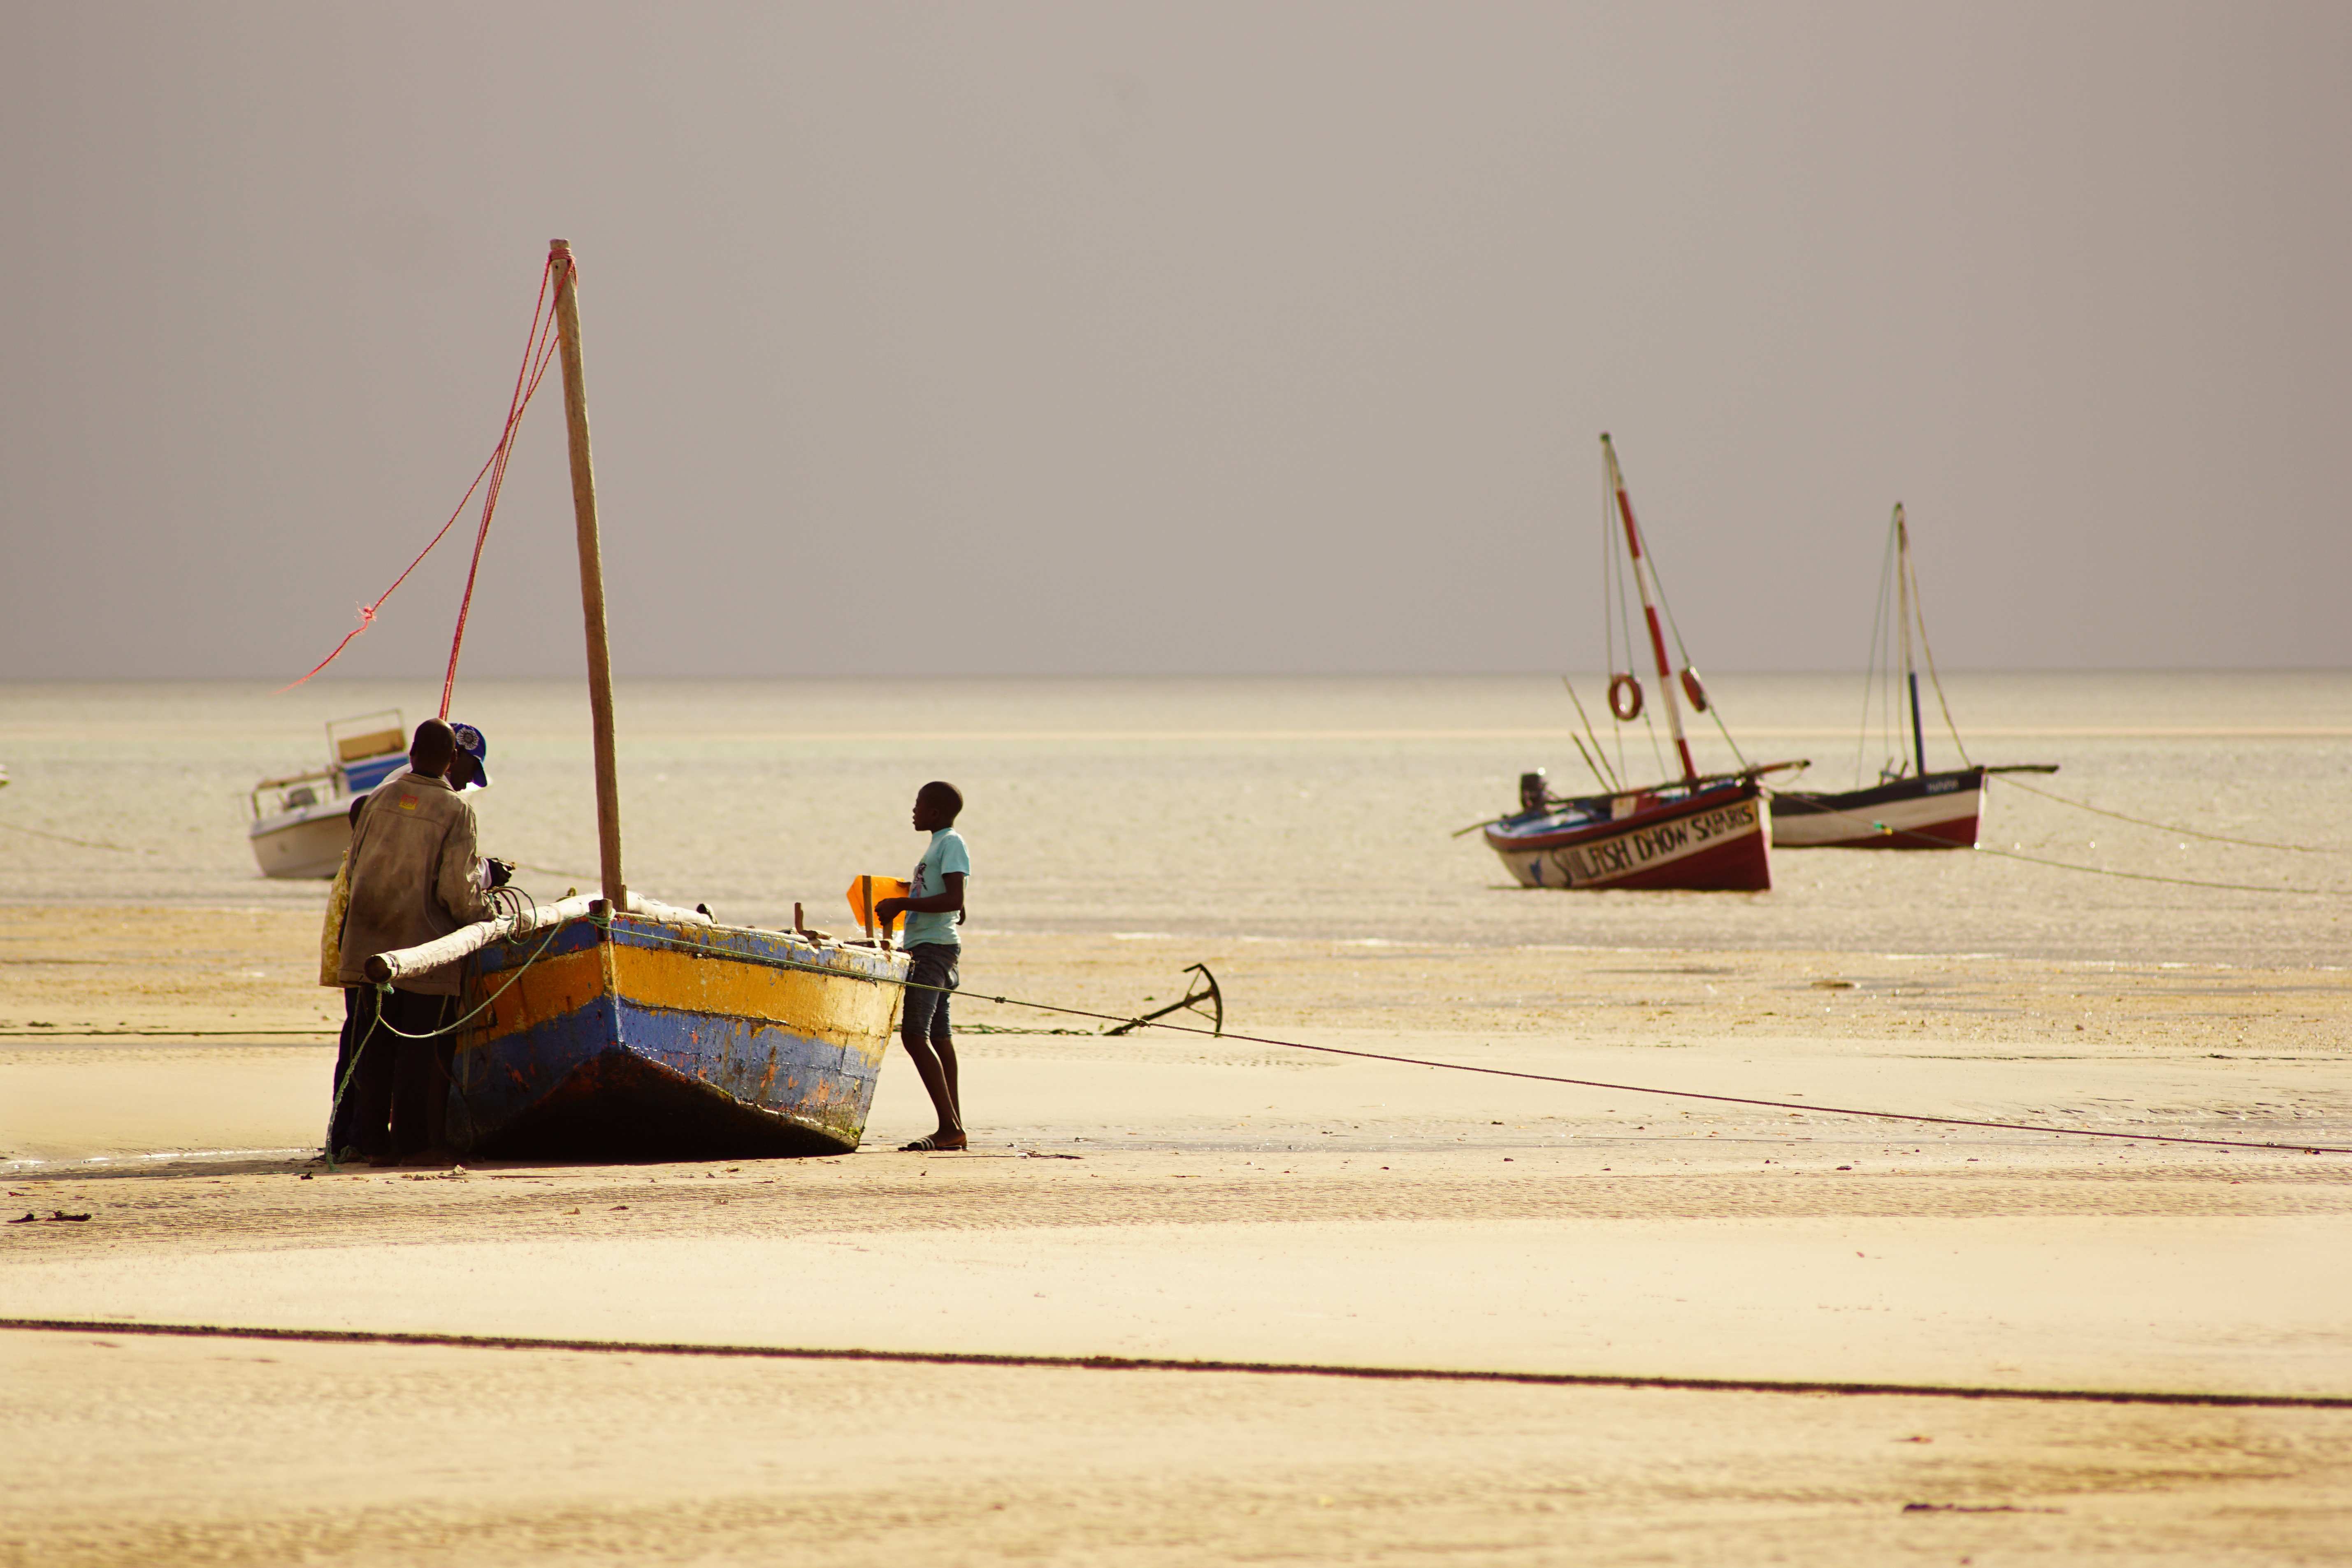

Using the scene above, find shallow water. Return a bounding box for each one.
[1,673,2346,967]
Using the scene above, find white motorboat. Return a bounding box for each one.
[247,712,410,878]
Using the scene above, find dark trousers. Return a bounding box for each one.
[328,987,365,1155]
[341,987,458,1158]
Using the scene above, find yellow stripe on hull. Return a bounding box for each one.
[450,914,910,1160]
[469,942,898,1068]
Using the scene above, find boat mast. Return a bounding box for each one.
[1895,503,1926,778]
[549,239,629,913]
[1601,434,1696,783]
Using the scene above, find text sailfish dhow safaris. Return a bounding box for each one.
[1477,434,1804,891]
[1769,504,2056,849]
[358,242,908,1160]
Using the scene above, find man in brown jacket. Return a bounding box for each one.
[335,719,496,1163]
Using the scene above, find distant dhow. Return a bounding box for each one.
[1476,434,1804,891]
[1769,504,2055,850]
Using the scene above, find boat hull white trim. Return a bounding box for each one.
[248,799,353,879]
[1772,769,1984,850]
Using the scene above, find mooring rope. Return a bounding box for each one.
[320,1010,379,1173]
[599,924,2350,1157]
[326,891,569,1171]
[1763,791,2352,896]
[1994,773,2352,854]
[360,897,569,1045]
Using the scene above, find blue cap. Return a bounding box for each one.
[449,721,492,791]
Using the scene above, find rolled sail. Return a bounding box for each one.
[365,892,712,982]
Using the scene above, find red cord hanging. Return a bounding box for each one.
[281,254,573,699]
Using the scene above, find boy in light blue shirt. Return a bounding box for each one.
[873,781,970,1151]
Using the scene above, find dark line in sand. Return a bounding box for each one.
[6,1318,2345,1410]
[0,1029,338,1038]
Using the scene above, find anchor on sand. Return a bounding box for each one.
[1104,964,1224,1038]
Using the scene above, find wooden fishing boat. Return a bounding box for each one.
[247,712,409,878]
[361,241,908,1161]
[1480,434,1802,891]
[1771,505,2055,850]
[1488,772,1773,891]
[451,905,903,1159]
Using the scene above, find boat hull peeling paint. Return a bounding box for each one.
[447,912,907,1161]
[1771,766,1985,850]
[1484,776,1772,891]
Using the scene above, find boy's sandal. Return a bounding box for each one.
[900,1134,966,1152]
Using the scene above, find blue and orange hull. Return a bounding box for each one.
[447,912,906,1161]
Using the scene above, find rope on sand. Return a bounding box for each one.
[607,927,2352,1158]
[4,1318,2347,1410]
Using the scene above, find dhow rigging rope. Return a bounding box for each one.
[1763,791,2352,895]
[283,255,571,694]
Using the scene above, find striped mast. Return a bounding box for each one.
[1601,433,1697,783]
[1895,503,1927,778]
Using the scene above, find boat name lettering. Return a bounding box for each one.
[1563,799,1754,883]
[1925,777,1960,794]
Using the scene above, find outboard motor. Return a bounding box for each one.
[1519,770,1549,814]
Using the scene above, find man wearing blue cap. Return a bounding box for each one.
[449,721,493,793]
[333,718,509,1164]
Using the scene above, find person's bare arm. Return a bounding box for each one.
[875,872,962,927]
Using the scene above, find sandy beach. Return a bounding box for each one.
[9,0,2351,1549]
[5,904,2350,1563]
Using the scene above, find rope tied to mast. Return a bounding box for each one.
[281,254,574,699]
[439,254,569,718]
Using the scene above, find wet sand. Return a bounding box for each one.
[4,906,2350,1563]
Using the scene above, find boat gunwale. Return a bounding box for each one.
[468,910,909,989]
[1771,763,1988,816]
[1483,774,1765,852]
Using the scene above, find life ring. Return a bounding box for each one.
[1679,666,1710,713]
[1607,673,1644,722]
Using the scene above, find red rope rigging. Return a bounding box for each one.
[280,253,574,699]
[439,256,567,717]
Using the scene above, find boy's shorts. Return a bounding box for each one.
[901,942,960,1043]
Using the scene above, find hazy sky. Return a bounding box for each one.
[3,2,2346,681]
